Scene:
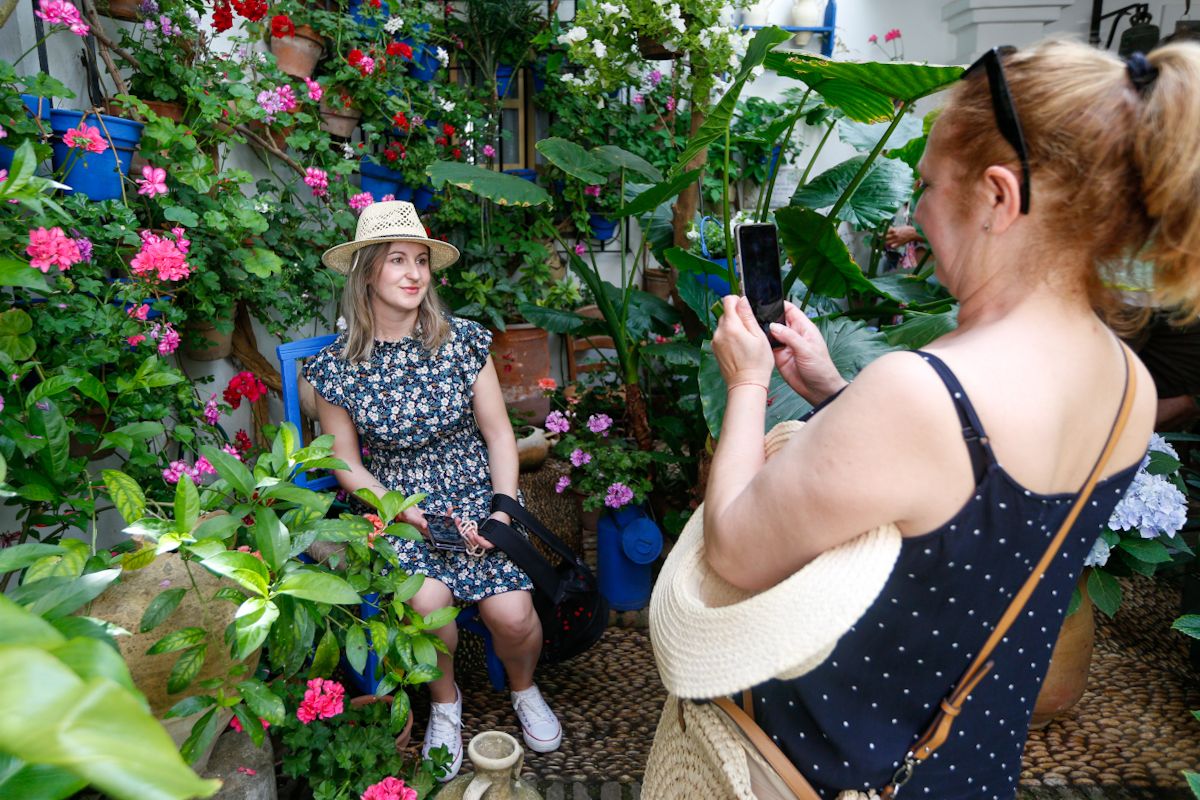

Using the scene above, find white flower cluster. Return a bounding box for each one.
[383,15,404,35]
[437,95,456,113]
[435,46,449,67]
[558,25,588,45]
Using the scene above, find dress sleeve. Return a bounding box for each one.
[301,340,345,407]
[455,317,493,385]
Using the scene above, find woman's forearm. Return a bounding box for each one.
[334,461,392,501]
[703,385,769,568]
[484,433,520,521]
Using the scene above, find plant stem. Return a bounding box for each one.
[799,119,836,188]
[826,102,907,221]
[721,123,737,295]
[758,89,810,222]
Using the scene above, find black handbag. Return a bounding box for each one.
[480,493,608,664]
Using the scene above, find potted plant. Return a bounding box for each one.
[262,0,329,80]
[1032,433,1192,726]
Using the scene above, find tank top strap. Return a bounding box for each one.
[914,350,996,483]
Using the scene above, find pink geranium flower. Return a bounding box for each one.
[586,413,612,435]
[136,164,168,197]
[482,144,495,158]
[573,242,586,256]
[128,303,150,321]
[868,34,878,44]
[361,776,417,800]
[544,410,570,434]
[884,28,901,42]
[130,230,190,282]
[554,475,571,494]
[304,167,328,197]
[26,227,82,273]
[303,77,323,102]
[127,334,146,347]
[348,192,373,211]
[583,185,601,198]
[296,678,345,724]
[62,123,107,153]
[605,481,634,509]
[152,321,180,355]
[203,393,220,425]
[35,0,89,35]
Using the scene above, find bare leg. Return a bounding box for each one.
[409,577,457,703]
[477,589,542,691]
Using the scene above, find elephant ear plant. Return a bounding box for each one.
[98,424,451,765]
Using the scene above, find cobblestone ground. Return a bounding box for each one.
[435,576,1200,799]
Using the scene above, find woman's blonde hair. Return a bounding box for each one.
[937,38,1200,325]
[339,241,451,363]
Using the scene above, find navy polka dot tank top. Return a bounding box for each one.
[753,351,1140,800]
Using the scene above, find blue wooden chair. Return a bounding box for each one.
[276,334,507,692]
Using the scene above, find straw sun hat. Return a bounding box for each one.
[649,420,903,700]
[321,200,461,274]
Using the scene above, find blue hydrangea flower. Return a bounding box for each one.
[1083,537,1111,568]
[1108,470,1188,540]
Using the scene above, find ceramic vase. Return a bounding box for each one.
[437,731,542,800]
[789,0,822,46]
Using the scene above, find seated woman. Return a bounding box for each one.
[304,201,562,782]
[696,40,1200,798]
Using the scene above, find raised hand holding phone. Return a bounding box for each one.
[734,222,785,349]
[767,301,848,405]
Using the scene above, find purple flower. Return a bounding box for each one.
[554,475,571,494]
[604,482,634,509]
[203,393,220,425]
[545,410,570,434]
[584,184,601,198]
[138,0,157,14]
[586,413,612,436]
[73,236,93,262]
[649,69,663,86]
[569,448,591,467]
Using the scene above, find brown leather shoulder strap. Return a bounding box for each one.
[713,697,822,800]
[891,345,1138,793]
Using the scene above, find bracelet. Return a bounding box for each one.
[727,380,769,393]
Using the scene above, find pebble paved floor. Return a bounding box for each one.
[424,576,1200,799]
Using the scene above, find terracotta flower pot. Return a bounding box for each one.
[183,305,235,361]
[100,0,139,21]
[319,98,362,139]
[1029,573,1095,729]
[349,694,414,751]
[270,25,325,79]
[105,97,185,123]
[637,35,680,60]
[642,267,673,301]
[490,323,551,426]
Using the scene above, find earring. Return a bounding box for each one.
[982,221,992,232]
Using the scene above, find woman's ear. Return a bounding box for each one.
[981,165,1023,233]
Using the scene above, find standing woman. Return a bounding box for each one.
[652,40,1200,798]
[304,202,562,782]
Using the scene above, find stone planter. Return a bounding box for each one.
[516,426,551,472]
[270,25,324,79]
[1030,573,1094,729]
[490,323,551,426]
[439,731,542,800]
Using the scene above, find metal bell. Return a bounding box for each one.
[1119,10,1161,57]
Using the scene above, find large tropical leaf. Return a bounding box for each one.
[699,317,899,437]
[427,161,550,207]
[839,115,923,154]
[671,26,793,176]
[616,168,703,219]
[534,138,608,184]
[776,206,879,298]
[516,304,606,336]
[766,53,962,121]
[792,155,914,230]
[592,146,662,183]
[625,182,674,265]
[884,310,959,349]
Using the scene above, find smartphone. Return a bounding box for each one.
[734,222,785,348]
[425,514,467,552]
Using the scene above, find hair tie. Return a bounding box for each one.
[1126,52,1159,94]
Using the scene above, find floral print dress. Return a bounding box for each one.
[304,316,533,602]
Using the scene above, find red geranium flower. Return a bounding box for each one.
[230,0,265,21]
[213,0,232,31]
[392,112,409,130]
[235,429,253,452]
[347,48,364,66]
[451,147,462,159]
[384,148,398,161]
[435,135,447,146]
[442,122,455,137]
[387,41,413,60]
[223,371,268,409]
[270,13,295,37]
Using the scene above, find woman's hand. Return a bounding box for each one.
[768,301,847,404]
[400,506,429,537]
[712,295,774,388]
[885,225,920,249]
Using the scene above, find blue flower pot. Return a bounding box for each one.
[597,505,663,611]
[588,212,618,242]
[50,109,144,201]
[401,23,439,81]
[495,64,515,98]
[504,168,537,183]
[0,94,53,172]
[347,0,388,29]
[412,182,437,211]
[360,157,404,201]
[688,257,731,296]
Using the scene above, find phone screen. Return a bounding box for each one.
[426,514,466,551]
[736,223,785,342]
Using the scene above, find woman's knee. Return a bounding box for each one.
[480,595,540,643]
[408,577,453,618]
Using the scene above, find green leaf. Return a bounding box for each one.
[0,308,32,336]
[766,52,962,121]
[838,116,924,154]
[616,168,704,219]
[244,247,283,279]
[777,206,880,297]
[412,634,438,667]
[0,543,66,577]
[1065,586,1082,617]
[345,624,369,674]
[230,703,265,749]
[146,626,206,656]
[427,161,550,207]
[590,145,662,183]
[391,571,424,604]
[390,689,411,735]
[1172,615,1200,640]
[23,540,88,584]
[309,626,339,678]
[199,551,270,598]
[232,598,278,661]
[1147,449,1182,476]
[642,342,701,367]
[26,375,82,406]
[198,445,256,497]
[162,206,200,227]
[28,400,69,477]
[793,155,914,229]
[191,513,241,542]
[139,588,186,633]
[180,707,221,766]
[22,569,121,620]
[884,311,959,349]
[173,473,199,535]
[1086,568,1122,618]
[166,644,206,694]
[1116,537,1173,564]
[421,607,459,630]
[516,304,606,336]
[163,695,216,720]
[236,678,284,726]
[275,570,360,605]
[0,760,88,799]
[253,508,290,573]
[0,256,51,292]
[534,138,608,183]
[1184,771,1200,797]
[101,470,147,525]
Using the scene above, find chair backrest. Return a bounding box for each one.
[276,334,339,491]
[565,305,617,382]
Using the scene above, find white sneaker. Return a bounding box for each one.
[511,684,562,753]
[422,685,463,782]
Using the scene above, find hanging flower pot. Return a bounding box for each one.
[637,35,681,60]
[402,22,439,81]
[183,304,236,361]
[0,94,52,171]
[411,181,439,211]
[359,157,405,201]
[588,211,618,242]
[495,63,516,97]
[270,25,325,79]
[319,97,362,139]
[98,0,139,21]
[50,108,144,201]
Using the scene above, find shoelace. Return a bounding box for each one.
[514,692,556,727]
[426,703,461,749]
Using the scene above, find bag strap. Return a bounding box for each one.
[489,493,583,567]
[711,697,822,800]
[479,517,565,604]
[882,344,1138,796]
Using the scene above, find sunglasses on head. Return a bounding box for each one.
[963,45,1031,215]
